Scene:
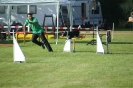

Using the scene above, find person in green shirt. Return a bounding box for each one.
[23,13,53,52]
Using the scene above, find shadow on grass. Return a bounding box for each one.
[75,40,98,45]
[108,42,133,44]
[50,42,64,44]
[76,41,133,44]
[75,50,95,53]
[111,52,133,54]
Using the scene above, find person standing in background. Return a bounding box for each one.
[82,17,88,26]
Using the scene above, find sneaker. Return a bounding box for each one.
[49,50,53,52]
[41,43,45,49]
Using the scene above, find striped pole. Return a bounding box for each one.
[0,26,94,30]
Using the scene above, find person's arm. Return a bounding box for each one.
[23,24,26,34]
[23,19,28,34]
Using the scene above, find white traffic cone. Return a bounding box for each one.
[13,36,26,63]
[96,27,104,54]
[63,39,71,52]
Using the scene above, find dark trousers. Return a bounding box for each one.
[31,32,53,52]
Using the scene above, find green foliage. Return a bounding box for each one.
[0,31,133,88]
[120,0,133,20]
[98,0,133,27]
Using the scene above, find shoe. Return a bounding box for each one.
[41,43,45,49]
[49,50,53,52]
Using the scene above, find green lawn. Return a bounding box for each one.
[0,31,133,88]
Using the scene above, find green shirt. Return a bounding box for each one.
[24,17,43,34]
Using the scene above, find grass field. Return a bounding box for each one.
[0,31,133,88]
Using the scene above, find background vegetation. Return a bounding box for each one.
[98,0,133,27]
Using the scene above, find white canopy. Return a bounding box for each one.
[0,0,67,4]
[0,0,73,44]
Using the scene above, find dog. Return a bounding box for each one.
[62,25,81,39]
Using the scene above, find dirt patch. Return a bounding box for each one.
[0,44,13,46]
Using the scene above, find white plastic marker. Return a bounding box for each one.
[63,39,71,52]
[13,30,26,63]
[96,26,104,54]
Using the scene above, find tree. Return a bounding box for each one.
[98,0,125,27]
[120,0,133,25]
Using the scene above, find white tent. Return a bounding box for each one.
[0,0,73,44]
[0,0,67,4]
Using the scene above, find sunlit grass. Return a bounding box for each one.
[0,31,133,88]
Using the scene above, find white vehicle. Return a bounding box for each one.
[0,0,103,27]
[64,0,103,25]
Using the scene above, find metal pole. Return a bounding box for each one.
[27,5,30,32]
[72,38,76,53]
[112,22,114,39]
[56,2,59,45]
[92,10,95,44]
[7,5,11,41]
[70,4,73,32]
[106,30,111,54]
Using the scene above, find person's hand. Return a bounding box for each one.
[23,25,26,35]
[24,31,26,35]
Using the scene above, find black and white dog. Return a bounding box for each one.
[62,25,81,39]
